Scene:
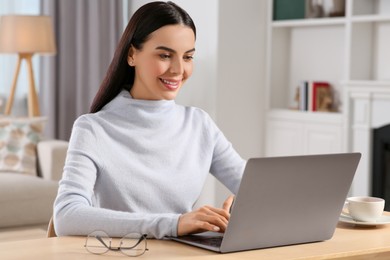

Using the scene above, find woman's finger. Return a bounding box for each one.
[222,195,235,212]
[194,220,221,232]
[178,202,235,236]
[202,206,229,223]
[197,207,231,231]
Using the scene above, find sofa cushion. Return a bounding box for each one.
[0,173,58,228]
[0,117,46,176]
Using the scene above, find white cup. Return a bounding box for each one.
[344,196,385,222]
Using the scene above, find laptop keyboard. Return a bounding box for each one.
[179,235,223,248]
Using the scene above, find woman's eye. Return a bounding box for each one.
[184,55,194,61]
[159,54,171,59]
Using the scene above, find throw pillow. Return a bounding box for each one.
[0,117,46,176]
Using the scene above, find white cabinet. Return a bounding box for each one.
[266,119,304,156]
[305,123,342,154]
[266,110,343,156]
[265,0,390,159]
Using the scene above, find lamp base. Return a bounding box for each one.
[4,53,40,117]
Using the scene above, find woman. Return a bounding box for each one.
[54,1,246,239]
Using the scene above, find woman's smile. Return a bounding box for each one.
[160,78,182,91]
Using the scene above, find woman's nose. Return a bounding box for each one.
[170,57,184,74]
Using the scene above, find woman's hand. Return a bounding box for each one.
[177,195,235,236]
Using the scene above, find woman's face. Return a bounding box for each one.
[129,24,195,100]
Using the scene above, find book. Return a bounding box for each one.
[308,81,314,111]
[311,82,331,112]
[298,81,308,111]
[296,81,332,112]
[273,0,306,21]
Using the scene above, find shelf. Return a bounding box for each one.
[351,15,390,23]
[267,109,343,124]
[342,80,390,87]
[272,15,390,28]
[266,0,390,191]
[272,17,345,28]
[352,0,390,16]
[343,81,390,97]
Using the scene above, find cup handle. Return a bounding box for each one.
[341,201,350,218]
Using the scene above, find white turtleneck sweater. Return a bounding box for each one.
[53,90,246,239]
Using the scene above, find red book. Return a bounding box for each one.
[312,82,330,112]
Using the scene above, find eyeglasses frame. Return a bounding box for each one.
[84,231,149,256]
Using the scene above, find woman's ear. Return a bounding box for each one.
[127,45,136,66]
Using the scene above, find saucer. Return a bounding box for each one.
[339,214,390,226]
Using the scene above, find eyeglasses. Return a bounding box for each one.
[84,231,148,257]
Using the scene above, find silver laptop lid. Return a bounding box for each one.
[220,153,361,253]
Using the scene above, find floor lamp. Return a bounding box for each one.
[0,15,56,117]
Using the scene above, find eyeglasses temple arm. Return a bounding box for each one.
[96,236,110,249]
[120,234,148,250]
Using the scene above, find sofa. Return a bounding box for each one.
[0,140,68,228]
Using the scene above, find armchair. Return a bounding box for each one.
[0,140,68,228]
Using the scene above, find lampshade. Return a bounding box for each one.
[0,15,56,54]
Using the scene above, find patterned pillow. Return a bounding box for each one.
[0,117,46,176]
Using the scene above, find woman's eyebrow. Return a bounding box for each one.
[155,46,195,53]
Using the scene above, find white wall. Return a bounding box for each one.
[129,0,267,207]
[215,0,267,205]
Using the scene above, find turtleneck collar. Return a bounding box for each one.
[102,89,176,113]
[127,90,175,108]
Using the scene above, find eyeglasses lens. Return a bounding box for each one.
[120,233,147,256]
[85,230,110,254]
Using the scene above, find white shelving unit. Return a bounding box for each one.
[265,0,390,195]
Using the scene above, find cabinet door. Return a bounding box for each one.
[305,124,343,154]
[266,120,304,156]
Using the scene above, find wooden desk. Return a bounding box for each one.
[2,220,390,259]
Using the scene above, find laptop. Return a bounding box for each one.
[170,153,361,253]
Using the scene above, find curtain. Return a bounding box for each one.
[39,0,124,140]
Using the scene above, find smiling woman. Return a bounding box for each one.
[53,1,246,239]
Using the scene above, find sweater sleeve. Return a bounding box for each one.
[208,116,246,194]
[53,116,180,239]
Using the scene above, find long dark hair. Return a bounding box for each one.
[90,1,196,113]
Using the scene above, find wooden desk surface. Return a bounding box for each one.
[2,218,390,260]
